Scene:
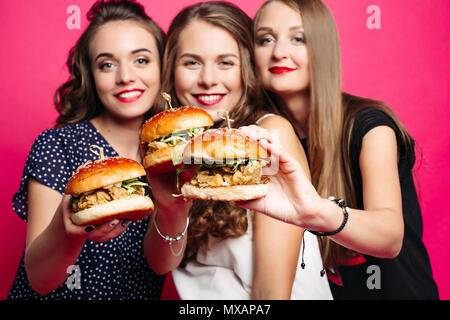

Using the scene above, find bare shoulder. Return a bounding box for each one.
[364,124,396,140]
[257,114,293,130]
[256,114,299,146]
[256,114,310,177]
[361,125,398,161]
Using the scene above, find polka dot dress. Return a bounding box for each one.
[8,121,165,300]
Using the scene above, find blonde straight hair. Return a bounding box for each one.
[254,0,415,267]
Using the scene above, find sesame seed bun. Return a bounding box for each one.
[139,106,214,173]
[65,157,147,195]
[140,106,214,144]
[64,157,154,226]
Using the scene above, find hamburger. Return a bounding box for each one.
[140,106,214,173]
[65,157,154,226]
[180,128,270,201]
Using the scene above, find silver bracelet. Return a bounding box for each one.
[153,213,189,256]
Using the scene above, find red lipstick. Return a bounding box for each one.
[269,66,297,74]
[115,89,144,103]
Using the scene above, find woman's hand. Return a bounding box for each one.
[146,170,193,215]
[60,195,131,242]
[25,180,131,295]
[236,125,328,230]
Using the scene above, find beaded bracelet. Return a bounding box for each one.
[308,196,350,237]
[154,213,189,256]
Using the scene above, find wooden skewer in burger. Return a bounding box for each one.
[64,145,154,226]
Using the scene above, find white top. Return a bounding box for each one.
[172,211,333,300]
[172,113,332,300]
[255,113,276,124]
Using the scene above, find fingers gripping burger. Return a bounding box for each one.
[65,147,154,226]
[180,128,270,201]
[140,106,214,173]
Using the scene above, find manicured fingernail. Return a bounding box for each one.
[85,225,95,233]
[121,219,130,227]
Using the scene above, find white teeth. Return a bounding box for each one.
[196,95,223,102]
[118,91,142,98]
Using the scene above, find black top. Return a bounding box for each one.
[8,121,165,300]
[326,107,439,299]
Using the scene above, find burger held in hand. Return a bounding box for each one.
[180,128,270,201]
[140,106,214,173]
[65,149,154,226]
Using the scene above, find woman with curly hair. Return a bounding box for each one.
[144,1,332,299]
[8,0,166,299]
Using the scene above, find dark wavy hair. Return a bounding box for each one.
[54,0,166,127]
[159,2,274,266]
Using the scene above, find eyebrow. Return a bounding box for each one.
[94,48,152,61]
[178,53,239,60]
[255,26,305,33]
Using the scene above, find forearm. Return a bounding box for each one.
[318,198,404,258]
[143,205,189,275]
[331,209,403,258]
[24,211,86,295]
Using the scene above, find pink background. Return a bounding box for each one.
[0,0,449,300]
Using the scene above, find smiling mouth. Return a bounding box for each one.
[115,89,144,102]
[269,67,297,74]
[192,94,225,106]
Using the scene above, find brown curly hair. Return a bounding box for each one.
[181,200,250,267]
[53,0,166,128]
[159,2,275,266]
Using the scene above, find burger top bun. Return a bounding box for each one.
[182,128,269,162]
[65,157,146,196]
[140,106,214,144]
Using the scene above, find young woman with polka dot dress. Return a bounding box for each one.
[8,0,166,300]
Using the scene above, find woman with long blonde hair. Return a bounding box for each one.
[238,0,439,299]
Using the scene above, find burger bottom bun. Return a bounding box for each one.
[144,159,182,174]
[70,195,154,226]
[143,143,185,173]
[181,180,270,201]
